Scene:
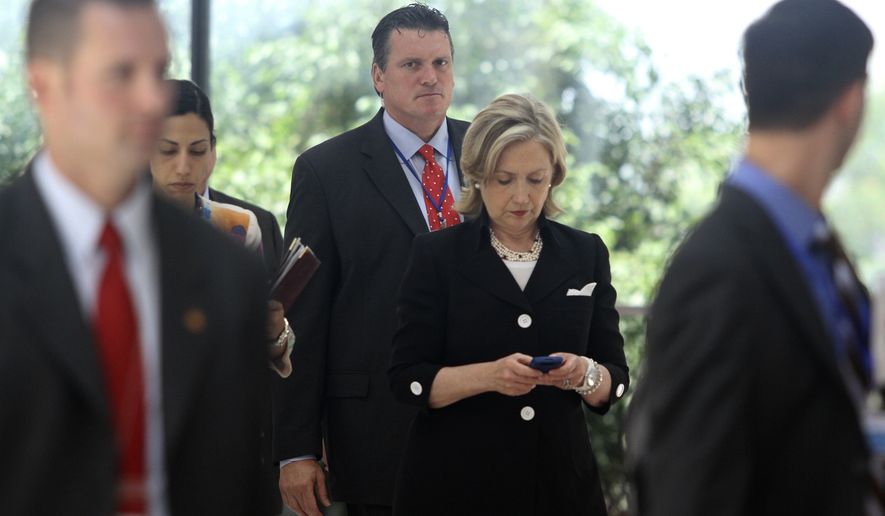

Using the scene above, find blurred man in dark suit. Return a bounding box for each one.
[627,1,876,515]
[0,0,270,513]
[275,4,469,516]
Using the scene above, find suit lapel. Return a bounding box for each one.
[447,117,468,185]
[725,188,851,401]
[456,219,532,312]
[12,172,108,418]
[154,198,213,454]
[524,225,581,305]
[360,110,428,236]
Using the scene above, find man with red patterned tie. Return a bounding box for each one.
[276,4,469,516]
[0,0,270,514]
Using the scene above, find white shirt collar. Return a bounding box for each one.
[34,151,153,253]
[32,151,154,314]
[33,152,105,273]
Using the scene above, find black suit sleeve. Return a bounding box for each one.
[586,234,629,414]
[388,234,446,408]
[237,255,277,513]
[274,153,339,461]
[628,246,755,516]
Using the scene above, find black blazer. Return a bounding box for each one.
[207,186,284,514]
[0,171,271,515]
[209,187,283,278]
[627,185,870,516]
[275,109,470,505]
[388,213,629,516]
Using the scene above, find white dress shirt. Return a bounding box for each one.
[33,152,168,516]
[503,260,538,291]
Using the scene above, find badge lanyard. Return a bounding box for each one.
[389,137,454,227]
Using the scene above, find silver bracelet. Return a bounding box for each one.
[573,356,603,396]
[272,317,291,348]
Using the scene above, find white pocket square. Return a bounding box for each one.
[567,282,597,297]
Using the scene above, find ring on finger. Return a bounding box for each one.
[562,378,571,389]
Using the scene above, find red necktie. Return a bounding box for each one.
[95,221,147,514]
[418,144,460,231]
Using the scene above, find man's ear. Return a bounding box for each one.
[371,62,384,96]
[27,58,64,111]
[27,59,54,110]
[832,80,866,127]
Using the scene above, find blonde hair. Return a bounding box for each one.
[457,93,567,219]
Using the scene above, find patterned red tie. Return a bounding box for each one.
[418,144,460,231]
[95,221,147,514]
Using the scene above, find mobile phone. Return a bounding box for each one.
[529,355,564,373]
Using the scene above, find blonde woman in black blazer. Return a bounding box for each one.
[389,94,629,516]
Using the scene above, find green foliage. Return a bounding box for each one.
[207,0,403,221]
[0,49,40,185]
[826,87,885,285]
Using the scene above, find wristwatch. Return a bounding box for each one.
[574,356,603,396]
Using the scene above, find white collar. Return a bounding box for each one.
[32,151,154,266]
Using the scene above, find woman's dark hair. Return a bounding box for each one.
[168,79,216,146]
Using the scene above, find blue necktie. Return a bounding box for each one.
[812,222,872,390]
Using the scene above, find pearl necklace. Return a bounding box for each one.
[489,228,542,262]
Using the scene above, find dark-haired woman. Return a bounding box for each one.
[150,79,293,376]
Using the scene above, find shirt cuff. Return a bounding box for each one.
[280,455,317,469]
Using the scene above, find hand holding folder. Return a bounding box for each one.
[270,238,320,312]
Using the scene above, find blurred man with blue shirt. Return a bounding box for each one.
[628,1,878,514]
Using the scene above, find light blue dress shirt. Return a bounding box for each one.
[727,158,870,371]
[383,110,462,229]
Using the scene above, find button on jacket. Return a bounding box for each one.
[388,211,629,516]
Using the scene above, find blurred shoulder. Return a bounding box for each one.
[666,187,757,274]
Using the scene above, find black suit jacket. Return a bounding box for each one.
[207,187,283,514]
[627,185,870,515]
[209,187,283,278]
[275,109,469,505]
[388,213,629,516]
[0,171,271,515]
